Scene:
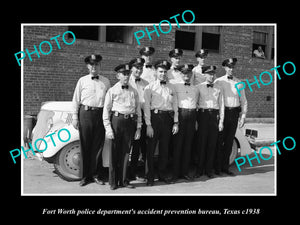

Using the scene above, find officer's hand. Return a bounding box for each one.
[72,119,79,130]
[106,131,114,139]
[134,128,141,140]
[218,122,224,131]
[239,117,245,128]
[146,125,154,138]
[172,123,179,135]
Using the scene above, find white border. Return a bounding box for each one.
[21,23,277,196]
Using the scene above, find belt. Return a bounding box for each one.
[225,106,241,111]
[112,111,136,119]
[81,104,103,111]
[151,109,173,114]
[198,108,219,113]
[178,108,197,113]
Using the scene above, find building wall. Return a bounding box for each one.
[23,25,275,118]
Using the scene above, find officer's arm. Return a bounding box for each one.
[143,85,152,126]
[218,88,225,125]
[134,90,142,129]
[103,88,114,138]
[72,78,82,120]
[172,86,179,124]
[239,87,248,120]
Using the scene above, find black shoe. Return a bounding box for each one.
[146,179,154,186]
[110,185,118,190]
[215,171,221,175]
[222,170,235,176]
[183,175,193,181]
[94,177,105,185]
[120,183,135,189]
[207,173,215,179]
[193,172,203,179]
[79,178,92,186]
[159,177,174,184]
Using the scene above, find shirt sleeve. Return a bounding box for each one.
[102,88,114,137]
[72,78,82,120]
[134,90,142,129]
[143,84,152,126]
[218,88,225,124]
[171,86,179,123]
[239,88,248,119]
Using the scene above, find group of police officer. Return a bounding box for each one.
[72,46,247,190]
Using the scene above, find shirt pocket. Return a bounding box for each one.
[82,84,95,97]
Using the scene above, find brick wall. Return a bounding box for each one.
[23,25,275,118]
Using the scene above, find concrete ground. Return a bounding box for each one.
[22,121,275,196]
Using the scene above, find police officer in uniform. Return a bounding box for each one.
[140,47,156,84]
[172,64,199,182]
[72,54,111,186]
[195,66,224,178]
[214,58,248,176]
[103,63,142,190]
[144,60,179,186]
[128,57,149,180]
[167,48,184,84]
[190,49,208,166]
[191,49,208,85]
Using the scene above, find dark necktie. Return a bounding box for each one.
[145,64,152,68]
[91,75,99,80]
[160,81,166,85]
[121,85,129,89]
[207,83,214,88]
[184,82,190,86]
[135,78,141,82]
[227,75,233,80]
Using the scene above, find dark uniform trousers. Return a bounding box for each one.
[109,114,136,187]
[78,105,105,180]
[173,108,196,178]
[129,111,146,178]
[146,111,173,182]
[215,106,240,172]
[196,109,219,175]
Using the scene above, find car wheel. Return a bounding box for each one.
[54,141,81,181]
[229,138,239,165]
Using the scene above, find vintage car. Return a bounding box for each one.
[29,101,255,181]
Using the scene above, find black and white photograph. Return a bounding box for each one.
[20,23,276,195]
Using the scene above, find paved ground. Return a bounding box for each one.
[22,122,275,195]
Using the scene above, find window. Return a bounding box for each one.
[175,30,195,50]
[67,26,134,44]
[252,31,268,59]
[252,26,274,60]
[105,26,133,44]
[68,26,99,40]
[201,26,221,52]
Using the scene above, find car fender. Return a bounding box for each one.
[235,128,253,156]
[39,125,79,158]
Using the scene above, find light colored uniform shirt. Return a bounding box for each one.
[72,74,111,119]
[173,83,199,109]
[197,81,224,123]
[140,65,156,84]
[103,82,142,137]
[214,75,248,118]
[128,76,149,111]
[191,65,206,85]
[167,67,184,84]
[144,80,179,126]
